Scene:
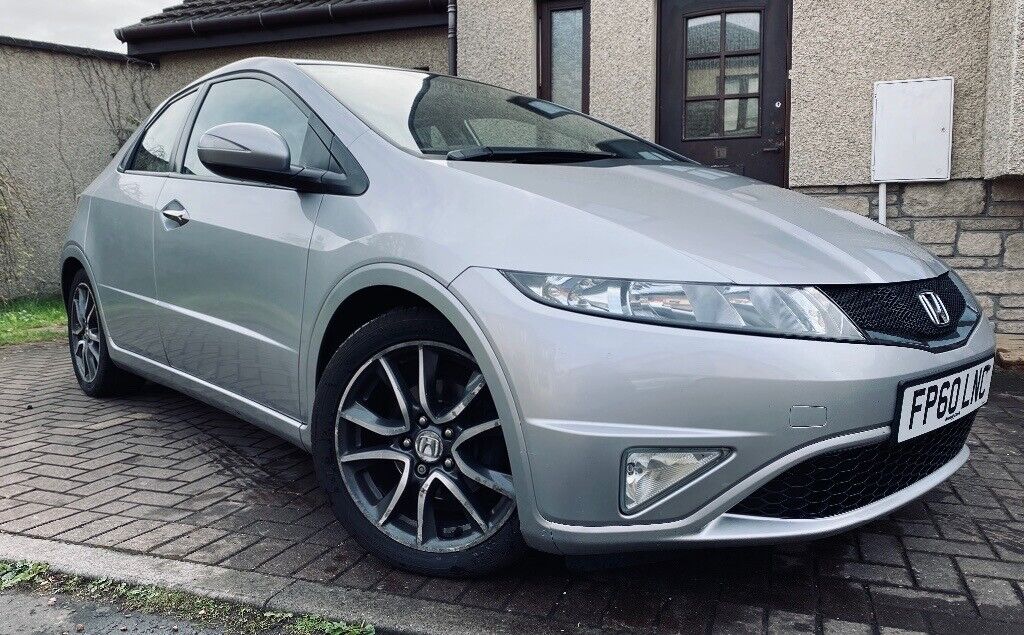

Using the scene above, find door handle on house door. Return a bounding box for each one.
[161,202,190,226]
[762,142,786,153]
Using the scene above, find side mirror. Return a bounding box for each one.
[197,122,352,194]
[197,122,292,180]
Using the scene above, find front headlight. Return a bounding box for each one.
[503,271,864,341]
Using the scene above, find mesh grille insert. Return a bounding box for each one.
[730,415,973,519]
[819,273,968,345]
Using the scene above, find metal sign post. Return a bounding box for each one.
[871,77,954,226]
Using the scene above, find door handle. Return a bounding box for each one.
[762,142,786,153]
[161,206,189,226]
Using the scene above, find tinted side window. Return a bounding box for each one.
[128,92,197,173]
[183,79,311,177]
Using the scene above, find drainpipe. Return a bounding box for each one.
[447,0,457,75]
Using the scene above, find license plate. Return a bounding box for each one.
[896,358,993,443]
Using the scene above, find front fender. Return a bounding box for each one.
[298,263,551,550]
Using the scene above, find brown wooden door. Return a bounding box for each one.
[657,0,790,185]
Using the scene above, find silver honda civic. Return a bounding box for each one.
[62,57,995,576]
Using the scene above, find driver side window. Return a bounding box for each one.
[182,78,313,177]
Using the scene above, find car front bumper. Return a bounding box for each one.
[449,267,996,555]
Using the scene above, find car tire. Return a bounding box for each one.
[311,307,527,577]
[66,270,145,397]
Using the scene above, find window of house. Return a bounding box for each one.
[538,0,589,113]
[683,11,761,139]
[183,78,313,177]
[128,91,197,173]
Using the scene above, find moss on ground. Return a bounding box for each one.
[0,561,373,635]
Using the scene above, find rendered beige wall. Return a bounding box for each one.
[983,0,1024,178]
[588,0,656,138]
[789,0,992,187]
[150,27,447,102]
[457,0,657,138]
[457,0,536,96]
[0,44,154,300]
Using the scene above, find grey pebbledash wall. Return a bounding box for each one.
[0,39,156,302]
[797,177,1024,333]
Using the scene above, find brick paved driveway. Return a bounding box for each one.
[2,342,1024,634]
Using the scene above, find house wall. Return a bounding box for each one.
[983,0,1024,178]
[789,0,992,187]
[457,0,657,138]
[149,27,447,102]
[0,42,155,301]
[788,2,1024,336]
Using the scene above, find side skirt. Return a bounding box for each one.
[107,341,310,451]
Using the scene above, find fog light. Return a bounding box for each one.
[623,449,725,512]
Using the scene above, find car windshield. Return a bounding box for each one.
[302,64,688,164]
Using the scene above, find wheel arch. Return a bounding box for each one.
[60,254,86,305]
[59,245,97,305]
[301,264,545,546]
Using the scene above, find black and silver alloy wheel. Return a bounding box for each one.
[65,269,144,397]
[312,308,526,576]
[69,283,101,383]
[336,341,515,553]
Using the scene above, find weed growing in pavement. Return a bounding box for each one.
[0,560,374,635]
[0,561,49,590]
[288,615,375,635]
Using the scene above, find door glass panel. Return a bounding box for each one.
[686,58,720,97]
[685,101,718,138]
[686,15,720,55]
[183,78,310,178]
[725,12,760,51]
[724,55,760,94]
[550,8,584,111]
[723,97,758,136]
[129,92,197,173]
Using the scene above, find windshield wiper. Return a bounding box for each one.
[445,146,615,163]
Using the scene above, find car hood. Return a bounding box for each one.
[441,161,945,286]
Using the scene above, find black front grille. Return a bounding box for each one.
[819,273,968,345]
[730,415,973,519]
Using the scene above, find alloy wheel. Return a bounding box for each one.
[335,341,515,553]
[70,283,101,383]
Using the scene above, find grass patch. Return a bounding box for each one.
[1,560,374,635]
[0,295,66,345]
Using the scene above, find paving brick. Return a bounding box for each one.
[333,554,389,590]
[150,527,228,558]
[903,536,996,558]
[906,552,964,593]
[218,537,293,571]
[963,576,1024,621]
[835,562,914,587]
[869,585,975,616]
[957,557,1024,580]
[118,523,195,552]
[822,619,873,634]
[712,603,765,634]
[6,343,1024,634]
[860,533,907,566]
[2,506,78,533]
[601,580,664,632]
[184,533,261,565]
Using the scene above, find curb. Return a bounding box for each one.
[0,532,593,635]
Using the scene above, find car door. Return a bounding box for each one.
[88,90,198,362]
[153,76,328,418]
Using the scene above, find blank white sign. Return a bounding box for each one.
[871,77,953,183]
